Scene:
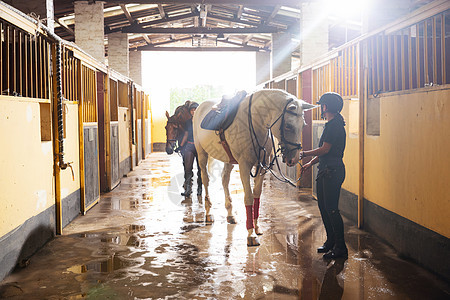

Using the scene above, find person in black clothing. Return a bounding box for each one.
[180,102,202,197]
[301,92,348,259]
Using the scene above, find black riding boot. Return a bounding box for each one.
[181,173,193,197]
[318,205,335,253]
[323,210,348,259]
[182,183,192,197]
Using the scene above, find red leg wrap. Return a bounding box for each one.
[246,205,254,229]
[253,198,260,220]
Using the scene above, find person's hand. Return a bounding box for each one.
[301,161,312,174]
[299,151,305,160]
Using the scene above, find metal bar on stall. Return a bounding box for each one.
[0,23,2,94]
[433,16,437,84]
[442,13,446,84]
[416,23,421,88]
[401,31,405,90]
[6,24,10,95]
[408,27,413,89]
[40,36,44,98]
[19,31,22,95]
[394,35,399,91]
[424,20,428,84]
[388,35,393,91]
[34,32,38,98]
[13,28,16,95]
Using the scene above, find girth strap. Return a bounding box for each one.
[218,129,238,164]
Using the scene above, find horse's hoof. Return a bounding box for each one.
[247,236,260,247]
[226,216,236,224]
[255,230,263,236]
[205,215,214,224]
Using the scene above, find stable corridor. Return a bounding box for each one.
[0,153,449,299]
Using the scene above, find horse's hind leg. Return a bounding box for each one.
[252,171,265,235]
[222,163,236,224]
[197,147,213,223]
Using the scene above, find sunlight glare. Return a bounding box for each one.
[326,0,368,20]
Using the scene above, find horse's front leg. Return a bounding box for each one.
[239,163,260,247]
[197,148,213,223]
[252,171,265,235]
[222,163,236,224]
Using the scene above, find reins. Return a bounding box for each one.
[247,94,304,187]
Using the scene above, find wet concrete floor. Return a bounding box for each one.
[1,153,449,299]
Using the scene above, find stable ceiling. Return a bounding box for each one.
[52,0,437,55]
[54,0,304,53]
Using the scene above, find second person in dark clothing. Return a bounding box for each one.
[180,102,202,197]
[301,92,348,259]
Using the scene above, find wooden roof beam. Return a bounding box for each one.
[106,12,199,33]
[122,26,281,34]
[120,4,135,24]
[242,34,254,45]
[100,1,301,6]
[266,5,281,25]
[158,4,166,19]
[236,5,244,19]
[55,18,74,36]
[142,34,152,44]
[207,13,260,27]
[135,46,265,52]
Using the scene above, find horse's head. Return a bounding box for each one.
[278,96,316,167]
[165,111,182,155]
[165,103,193,154]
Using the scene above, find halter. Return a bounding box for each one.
[165,115,186,155]
[248,94,304,187]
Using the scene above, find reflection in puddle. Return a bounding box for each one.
[180,224,202,234]
[127,224,146,233]
[67,255,138,274]
[273,285,299,296]
[100,236,120,244]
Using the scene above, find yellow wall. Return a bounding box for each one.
[118,107,130,162]
[151,117,167,145]
[341,99,360,194]
[61,102,80,198]
[0,97,54,236]
[150,89,170,145]
[364,87,450,237]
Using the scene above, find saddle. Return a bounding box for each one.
[200,90,247,131]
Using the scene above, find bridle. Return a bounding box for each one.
[165,116,183,152]
[165,104,192,151]
[248,94,304,187]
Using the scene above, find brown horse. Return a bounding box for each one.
[165,100,193,154]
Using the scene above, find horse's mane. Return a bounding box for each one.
[173,101,192,126]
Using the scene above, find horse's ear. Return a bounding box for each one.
[165,111,170,119]
[301,101,318,111]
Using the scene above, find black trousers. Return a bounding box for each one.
[182,143,202,189]
[316,165,346,246]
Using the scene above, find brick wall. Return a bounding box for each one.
[74,1,105,63]
[108,32,129,76]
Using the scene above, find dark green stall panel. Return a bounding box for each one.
[83,125,100,209]
[137,119,142,163]
[110,122,120,188]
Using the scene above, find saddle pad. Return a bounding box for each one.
[200,91,247,131]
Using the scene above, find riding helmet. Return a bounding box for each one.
[189,102,199,110]
[317,92,343,113]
